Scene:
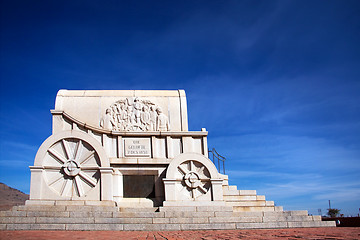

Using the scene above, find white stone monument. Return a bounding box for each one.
[28,90,225,207]
[0,89,335,230]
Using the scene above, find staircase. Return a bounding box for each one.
[0,201,335,230]
[223,185,282,212]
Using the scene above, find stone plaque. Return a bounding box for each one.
[124,138,151,157]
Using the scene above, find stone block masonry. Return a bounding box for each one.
[0,204,335,230]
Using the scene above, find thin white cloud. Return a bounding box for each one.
[1,141,38,152]
[0,159,30,167]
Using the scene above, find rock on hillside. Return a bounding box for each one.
[0,182,29,211]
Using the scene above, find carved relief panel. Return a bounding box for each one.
[100,97,170,132]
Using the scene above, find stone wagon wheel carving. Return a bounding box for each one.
[42,137,101,198]
[177,160,211,199]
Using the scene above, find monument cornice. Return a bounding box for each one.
[51,110,207,137]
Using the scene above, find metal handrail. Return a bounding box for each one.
[208,148,226,174]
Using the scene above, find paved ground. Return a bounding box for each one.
[0,227,359,240]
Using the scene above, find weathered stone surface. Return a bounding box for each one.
[233,206,275,212]
[170,217,209,224]
[14,205,66,212]
[236,222,288,229]
[0,217,36,224]
[213,211,234,217]
[263,211,291,217]
[233,212,264,217]
[69,211,113,218]
[197,206,233,212]
[159,206,196,212]
[119,207,157,212]
[274,206,284,211]
[27,211,69,217]
[65,224,124,231]
[6,224,32,230]
[123,223,181,231]
[164,211,214,218]
[226,201,267,207]
[181,223,236,230]
[36,217,94,224]
[152,217,169,224]
[224,195,257,201]
[113,211,164,218]
[289,210,308,216]
[6,223,66,230]
[263,215,313,222]
[31,224,66,230]
[65,205,117,212]
[55,200,85,206]
[209,217,263,223]
[239,190,257,195]
[94,217,152,224]
[0,211,26,217]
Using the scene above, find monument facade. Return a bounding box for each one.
[28,90,224,207]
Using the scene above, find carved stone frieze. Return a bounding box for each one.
[100,97,170,132]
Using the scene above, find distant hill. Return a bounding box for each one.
[0,183,29,211]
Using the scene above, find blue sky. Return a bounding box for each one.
[1,0,359,216]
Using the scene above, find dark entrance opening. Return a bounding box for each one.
[123,175,155,198]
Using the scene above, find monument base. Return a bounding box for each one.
[25,200,117,207]
[0,203,335,230]
[115,198,154,208]
[163,201,225,207]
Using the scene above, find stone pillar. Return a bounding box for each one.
[29,166,43,200]
[211,179,224,201]
[113,169,123,200]
[100,167,113,201]
[163,179,176,201]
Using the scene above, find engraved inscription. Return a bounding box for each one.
[124,138,151,157]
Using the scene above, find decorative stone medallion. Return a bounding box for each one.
[43,138,100,197]
[177,160,211,199]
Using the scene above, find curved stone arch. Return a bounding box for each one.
[34,130,109,167]
[165,152,220,179]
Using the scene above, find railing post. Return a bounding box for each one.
[208,148,226,175]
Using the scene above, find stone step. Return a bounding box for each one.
[224,195,266,201]
[4,209,312,220]
[119,207,158,212]
[223,189,257,196]
[0,214,329,224]
[235,221,336,229]
[233,206,278,212]
[264,210,309,217]
[225,200,275,207]
[228,185,238,191]
[14,205,119,212]
[0,204,336,231]
[24,200,117,207]
[159,206,233,212]
[0,220,336,231]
